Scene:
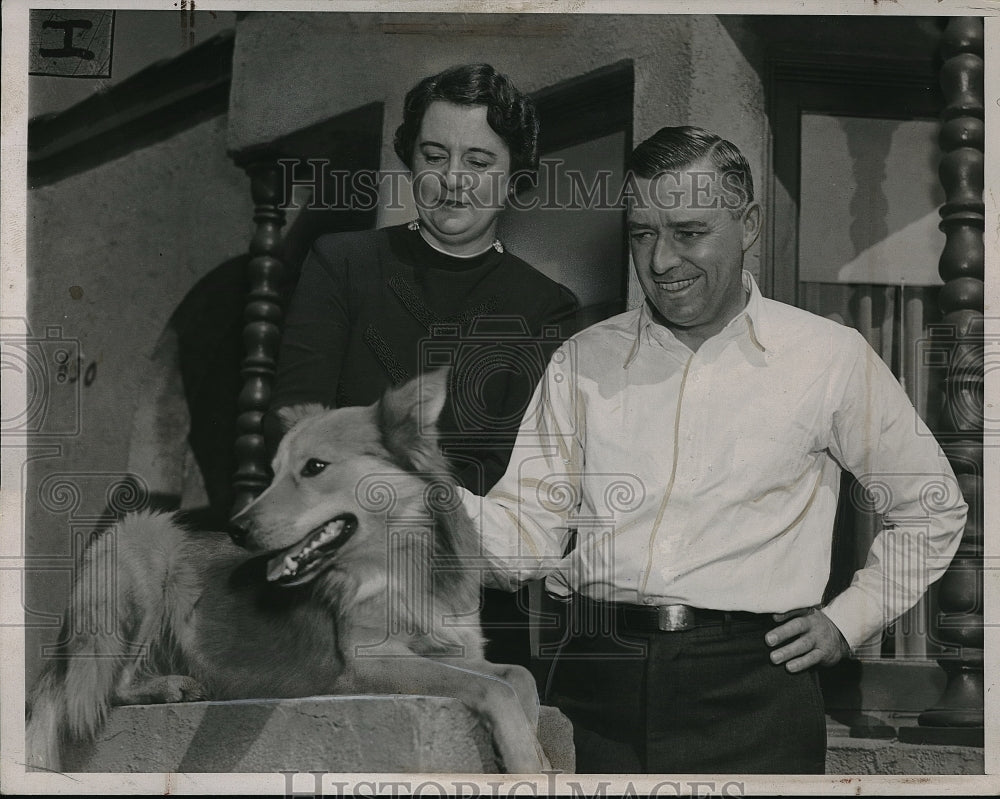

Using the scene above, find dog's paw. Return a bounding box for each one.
[164,676,208,702]
[536,738,552,772]
[502,745,549,775]
[115,675,208,705]
[492,664,541,730]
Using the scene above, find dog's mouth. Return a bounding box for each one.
[265,513,358,587]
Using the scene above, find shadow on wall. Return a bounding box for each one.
[125,202,375,526]
[126,254,249,524]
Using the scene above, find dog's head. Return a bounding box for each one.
[231,369,452,587]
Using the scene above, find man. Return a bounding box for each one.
[459,126,967,774]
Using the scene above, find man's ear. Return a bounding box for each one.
[275,402,326,432]
[741,202,762,252]
[378,369,450,473]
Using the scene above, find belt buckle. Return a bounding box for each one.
[656,604,696,632]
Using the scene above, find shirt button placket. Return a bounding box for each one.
[684,358,702,473]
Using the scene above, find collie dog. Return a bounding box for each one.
[27,371,547,773]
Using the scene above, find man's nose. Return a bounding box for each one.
[650,239,682,275]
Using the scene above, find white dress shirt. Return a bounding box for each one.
[461,272,967,650]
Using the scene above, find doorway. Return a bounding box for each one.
[502,61,634,333]
[766,51,949,726]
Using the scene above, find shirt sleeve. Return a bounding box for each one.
[263,242,351,455]
[460,341,583,589]
[822,330,968,651]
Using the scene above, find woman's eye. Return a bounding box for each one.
[301,458,329,477]
[421,153,447,165]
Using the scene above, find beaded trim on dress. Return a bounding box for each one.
[407,219,504,254]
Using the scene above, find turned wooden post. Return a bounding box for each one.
[909,17,984,743]
[231,158,286,515]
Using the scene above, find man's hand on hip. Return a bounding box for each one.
[765,607,850,672]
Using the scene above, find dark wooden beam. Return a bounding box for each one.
[28,30,235,188]
[530,60,634,156]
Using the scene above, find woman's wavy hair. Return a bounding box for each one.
[393,64,539,186]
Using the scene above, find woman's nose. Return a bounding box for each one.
[444,162,474,193]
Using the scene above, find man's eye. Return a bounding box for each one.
[676,230,704,240]
[630,231,654,241]
[301,458,329,477]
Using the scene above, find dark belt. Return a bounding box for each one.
[573,596,773,633]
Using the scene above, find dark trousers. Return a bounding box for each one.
[481,586,533,668]
[543,607,827,774]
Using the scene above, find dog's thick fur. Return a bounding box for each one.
[26,370,547,773]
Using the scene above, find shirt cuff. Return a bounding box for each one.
[821,587,887,654]
[457,486,524,591]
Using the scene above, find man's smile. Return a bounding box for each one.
[656,276,700,293]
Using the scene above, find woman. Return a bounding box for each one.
[265,63,578,666]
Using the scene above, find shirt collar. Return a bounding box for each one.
[624,271,770,368]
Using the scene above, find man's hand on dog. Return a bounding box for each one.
[765,607,850,672]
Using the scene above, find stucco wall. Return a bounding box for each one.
[688,15,766,277]
[23,113,253,683]
[227,11,768,279]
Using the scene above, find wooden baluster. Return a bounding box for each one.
[231,158,286,515]
[904,17,984,746]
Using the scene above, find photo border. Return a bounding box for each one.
[2,0,997,794]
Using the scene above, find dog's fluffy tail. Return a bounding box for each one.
[26,511,185,771]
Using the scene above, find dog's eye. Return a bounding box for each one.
[300,458,329,477]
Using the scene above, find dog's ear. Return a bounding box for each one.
[378,369,449,472]
[275,402,327,432]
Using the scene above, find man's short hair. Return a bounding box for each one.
[627,126,754,212]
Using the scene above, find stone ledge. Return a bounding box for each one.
[63,696,575,774]
[826,734,984,775]
[61,696,980,775]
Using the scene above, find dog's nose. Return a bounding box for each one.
[226,521,250,549]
